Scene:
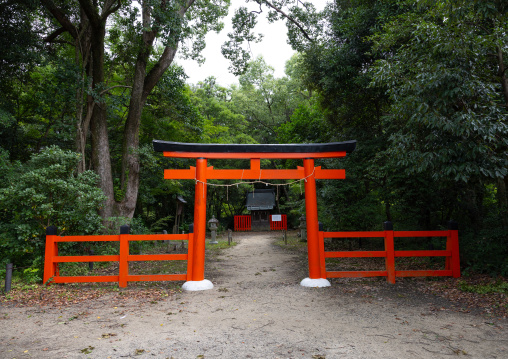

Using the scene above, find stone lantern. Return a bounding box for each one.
[299,215,307,242]
[208,215,219,244]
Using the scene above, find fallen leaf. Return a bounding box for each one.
[81,346,94,354]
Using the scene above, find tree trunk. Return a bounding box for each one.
[114,2,179,219]
[495,46,508,228]
[75,8,92,173]
[385,202,392,222]
[89,25,115,219]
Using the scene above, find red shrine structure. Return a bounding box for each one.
[153,140,356,290]
[43,140,460,290]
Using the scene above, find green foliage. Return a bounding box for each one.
[459,280,508,295]
[0,0,40,88]
[369,0,508,182]
[223,1,321,73]
[191,77,253,144]
[232,56,316,143]
[460,226,508,276]
[0,59,81,162]
[58,262,90,277]
[22,267,42,284]
[206,239,237,250]
[275,0,508,276]
[0,146,106,267]
[278,103,329,143]
[221,6,263,75]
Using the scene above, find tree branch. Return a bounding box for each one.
[44,27,67,42]
[102,0,122,19]
[40,0,79,39]
[260,0,313,42]
[141,0,195,102]
[100,85,132,95]
[48,39,76,46]
[142,46,178,103]
[77,0,101,28]
[183,0,196,14]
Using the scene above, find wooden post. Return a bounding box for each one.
[186,232,194,281]
[318,230,327,278]
[119,225,130,288]
[384,221,396,284]
[5,263,13,293]
[304,158,321,279]
[192,158,207,281]
[43,226,58,285]
[447,221,461,278]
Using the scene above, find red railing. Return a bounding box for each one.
[270,214,287,231]
[318,222,460,283]
[43,225,193,288]
[234,215,252,231]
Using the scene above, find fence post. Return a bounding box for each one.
[186,232,194,281]
[384,221,396,284]
[318,231,327,278]
[447,221,460,278]
[43,226,58,285]
[119,225,130,288]
[89,250,94,271]
[5,263,13,293]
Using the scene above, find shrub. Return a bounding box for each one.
[0,146,106,270]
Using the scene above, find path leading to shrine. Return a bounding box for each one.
[2,232,507,358]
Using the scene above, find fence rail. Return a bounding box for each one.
[234,215,252,231]
[44,225,193,288]
[270,214,287,231]
[318,221,460,284]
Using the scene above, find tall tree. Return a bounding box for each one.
[40,0,230,219]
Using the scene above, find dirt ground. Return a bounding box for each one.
[1,232,508,359]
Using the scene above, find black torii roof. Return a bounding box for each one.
[246,189,276,211]
[153,140,356,154]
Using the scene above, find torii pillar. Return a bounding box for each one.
[153,140,357,291]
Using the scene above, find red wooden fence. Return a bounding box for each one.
[44,225,193,288]
[318,222,460,283]
[234,215,251,231]
[270,214,287,231]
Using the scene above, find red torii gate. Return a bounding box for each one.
[153,140,356,291]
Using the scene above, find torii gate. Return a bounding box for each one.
[153,140,356,291]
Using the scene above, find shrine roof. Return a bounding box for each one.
[152,140,356,154]
[246,189,276,211]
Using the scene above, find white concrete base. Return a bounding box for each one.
[300,278,331,288]
[182,279,214,291]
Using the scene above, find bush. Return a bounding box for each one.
[461,227,508,277]
[0,146,106,270]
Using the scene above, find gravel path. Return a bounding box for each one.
[1,232,507,358]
